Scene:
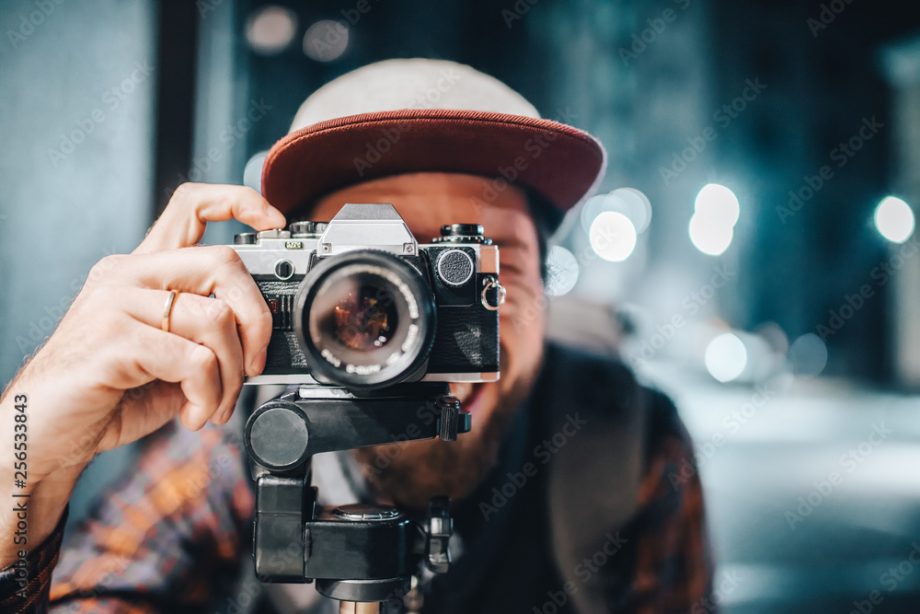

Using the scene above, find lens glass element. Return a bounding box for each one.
[304,260,431,386]
[326,278,399,352]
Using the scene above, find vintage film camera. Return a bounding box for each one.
[230,204,504,610]
[233,202,503,388]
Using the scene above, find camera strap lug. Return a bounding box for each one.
[481,276,506,311]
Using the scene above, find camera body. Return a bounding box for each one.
[231,203,502,390]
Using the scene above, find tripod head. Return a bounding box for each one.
[243,383,470,609]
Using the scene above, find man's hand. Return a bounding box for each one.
[0,183,285,563]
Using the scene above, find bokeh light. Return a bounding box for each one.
[689,183,740,256]
[788,333,828,377]
[755,321,790,356]
[610,188,653,233]
[874,196,915,244]
[544,245,580,296]
[705,332,748,383]
[688,212,734,256]
[580,188,652,234]
[695,183,741,226]
[589,211,638,262]
[303,20,350,62]
[245,6,297,56]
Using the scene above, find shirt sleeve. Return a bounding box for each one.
[46,421,254,613]
[607,389,715,613]
[0,506,68,613]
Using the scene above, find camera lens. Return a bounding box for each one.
[294,251,436,389]
[319,275,400,352]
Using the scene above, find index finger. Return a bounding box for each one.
[135,183,286,255]
[110,246,274,376]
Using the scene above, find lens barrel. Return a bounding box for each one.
[293,250,436,389]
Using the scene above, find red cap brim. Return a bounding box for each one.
[262,109,606,217]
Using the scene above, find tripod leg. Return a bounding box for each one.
[338,601,381,614]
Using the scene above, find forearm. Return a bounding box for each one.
[0,468,81,568]
[0,380,84,568]
[0,495,69,613]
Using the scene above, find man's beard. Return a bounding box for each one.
[351,364,539,511]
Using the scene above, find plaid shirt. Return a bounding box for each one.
[1,350,714,613]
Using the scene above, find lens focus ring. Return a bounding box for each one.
[293,250,437,389]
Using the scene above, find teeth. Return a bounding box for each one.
[450,382,474,403]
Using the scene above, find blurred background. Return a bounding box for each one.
[2,0,920,611]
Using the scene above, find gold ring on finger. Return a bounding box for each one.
[161,289,180,332]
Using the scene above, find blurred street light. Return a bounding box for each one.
[874,196,915,244]
[303,20,350,62]
[545,245,580,296]
[689,183,740,256]
[705,332,748,383]
[580,188,652,234]
[589,211,638,262]
[245,6,297,56]
[788,333,828,377]
[695,183,740,226]
[689,212,734,256]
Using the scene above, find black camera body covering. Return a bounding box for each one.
[231,203,502,390]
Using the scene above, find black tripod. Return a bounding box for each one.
[243,383,470,612]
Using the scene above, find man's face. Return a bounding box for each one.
[308,172,546,509]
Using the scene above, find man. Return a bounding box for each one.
[0,59,712,613]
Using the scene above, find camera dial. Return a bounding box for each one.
[289,221,329,237]
[433,223,492,245]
